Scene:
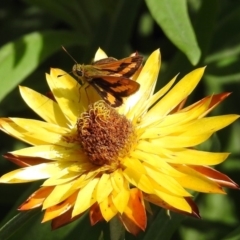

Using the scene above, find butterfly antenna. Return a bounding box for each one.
[57,46,77,78]
[61,46,78,64]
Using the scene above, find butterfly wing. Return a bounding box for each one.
[91,83,123,107]
[92,76,140,97]
[93,55,143,78]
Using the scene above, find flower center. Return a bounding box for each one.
[76,101,136,167]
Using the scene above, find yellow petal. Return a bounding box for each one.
[96,173,113,203]
[68,162,94,174]
[110,169,124,192]
[180,115,239,136]
[123,49,160,117]
[10,118,70,147]
[65,174,87,189]
[110,171,130,213]
[123,168,154,194]
[161,148,229,165]
[42,192,77,222]
[123,156,147,174]
[43,181,77,209]
[143,163,190,197]
[11,118,68,135]
[137,130,212,150]
[72,178,99,217]
[70,170,99,191]
[94,47,108,61]
[136,75,177,121]
[46,69,85,125]
[111,187,130,214]
[99,196,118,221]
[150,133,213,148]
[140,96,212,131]
[0,163,62,183]
[131,149,185,178]
[19,86,68,127]
[0,118,51,146]
[42,169,79,186]
[140,115,237,141]
[11,145,87,162]
[174,165,225,193]
[154,190,192,213]
[146,67,206,119]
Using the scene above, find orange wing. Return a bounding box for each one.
[92,76,140,96]
[93,55,143,78]
[91,83,123,107]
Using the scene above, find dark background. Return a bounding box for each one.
[0,0,240,239]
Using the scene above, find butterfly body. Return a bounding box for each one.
[72,55,143,107]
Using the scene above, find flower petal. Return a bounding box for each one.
[162,148,229,165]
[131,150,186,177]
[134,75,177,122]
[0,163,63,182]
[178,115,239,137]
[121,188,146,234]
[46,69,85,125]
[89,203,104,225]
[0,118,51,146]
[145,67,206,119]
[19,86,69,127]
[19,186,54,210]
[173,164,225,193]
[140,95,212,130]
[96,173,113,203]
[94,48,108,61]
[10,118,70,146]
[110,170,130,213]
[123,168,154,194]
[190,165,239,189]
[11,145,88,162]
[99,196,118,221]
[43,192,77,222]
[72,178,99,217]
[143,163,191,197]
[43,182,78,209]
[123,49,160,117]
[51,208,83,230]
[154,190,192,213]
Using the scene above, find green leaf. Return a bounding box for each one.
[1,210,102,240]
[193,0,218,61]
[145,0,201,65]
[222,226,240,240]
[0,182,102,240]
[142,210,187,240]
[102,0,143,56]
[0,210,39,240]
[0,30,86,102]
[82,0,142,60]
[109,217,125,240]
[212,4,240,51]
[23,0,105,36]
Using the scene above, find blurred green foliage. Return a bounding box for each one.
[0,0,239,239]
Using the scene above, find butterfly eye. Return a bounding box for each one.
[76,69,83,77]
[72,64,84,77]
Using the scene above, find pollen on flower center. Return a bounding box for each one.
[76,101,136,167]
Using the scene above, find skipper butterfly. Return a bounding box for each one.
[63,47,143,107]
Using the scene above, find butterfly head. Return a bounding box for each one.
[73,64,84,77]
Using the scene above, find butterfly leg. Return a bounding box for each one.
[83,83,92,105]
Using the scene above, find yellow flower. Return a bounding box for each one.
[0,49,239,235]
